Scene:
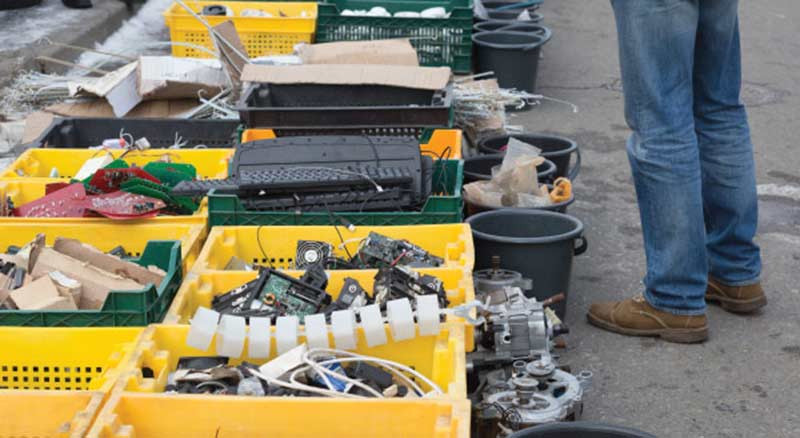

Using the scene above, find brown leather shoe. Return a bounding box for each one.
[587,296,708,343]
[706,276,767,314]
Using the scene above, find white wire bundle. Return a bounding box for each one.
[248,346,444,399]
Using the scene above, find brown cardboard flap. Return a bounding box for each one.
[32,248,143,310]
[9,277,78,311]
[53,238,164,287]
[297,39,419,66]
[241,64,451,90]
[137,56,227,100]
[46,99,199,118]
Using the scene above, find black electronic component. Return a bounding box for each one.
[325,277,369,315]
[177,356,230,370]
[108,245,128,258]
[201,4,226,15]
[373,265,449,308]
[295,241,333,270]
[355,232,443,269]
[0,260,15,276]
[347,362,394,391]
[171,135,434,214]
[297,263,329,290]
[212,268,331,321]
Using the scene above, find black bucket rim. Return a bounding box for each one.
[479,133,578,157]
[472,29,552,51]
[499,22,549,35]
[467,209,584,245]
[463,154,557,181]
[474,20,518,33]
[475,11,544,23]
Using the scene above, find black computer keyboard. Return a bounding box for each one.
[238,166,413,191]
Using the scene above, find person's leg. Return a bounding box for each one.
[694,0,765,313]
[612,0,707,315]
[693,1,762,283]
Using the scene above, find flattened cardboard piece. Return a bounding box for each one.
[213,20,248,93]
[32,248,143,310]
[241,64,451,90]
[52,238,164,287]
[22,111,56,144]
[68,62,138,100]
[9,276,78,310]
[46,99,200,118]
[137,56,227,100]
[297,39,419,66]
[0,272,12,307]
[49,271,83,308]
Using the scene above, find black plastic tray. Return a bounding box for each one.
[17,117,241,153]
[237,83,453,129]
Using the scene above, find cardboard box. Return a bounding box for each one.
[53,238,164,287]
[241,64,451,91]
[297,39,419,66]
[32,248,143,310]
[9,276,77,311]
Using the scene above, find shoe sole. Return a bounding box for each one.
[706,293,767,314]
[587,312,709,344]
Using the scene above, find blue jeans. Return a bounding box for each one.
[611,0,761,315]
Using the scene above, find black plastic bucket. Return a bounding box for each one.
[474,20,515,33]
[466,209,587,317]
[509,422,656,438]
[473,29,551,93]
[499,22,549,35]
[463,154,557,184]
[479,134,581,180]
[488,9,543,21]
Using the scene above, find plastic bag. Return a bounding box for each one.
[464,181,504,208]
[499,137,542,174]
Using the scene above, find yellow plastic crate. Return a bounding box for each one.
[0,327,143,438]
[190,224,474,273]
[164,269,476,350]
[87,324,468,437]
[421,129,463,160]
[0,148,233,180]
[0,179,208,226]
[0,222,206,275]
[163,1,318,59]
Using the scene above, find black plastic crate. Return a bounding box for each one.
[19,117,241,152]
[237,83,453,128]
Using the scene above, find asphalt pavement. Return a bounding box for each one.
[520,1,800,437]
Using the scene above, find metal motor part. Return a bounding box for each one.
[473,256,532,302]
[479,363,593,437]
[469,287,555,369]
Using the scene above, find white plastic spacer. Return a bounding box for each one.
[386,298,415,341]
[248,317,271,359]
[186,307,220,351]
[275,316,300,354]
[416,294,441,336]
[304,313,330,349]
[216,314,246,357]
[360,304,387,347]
[331,309,358,350]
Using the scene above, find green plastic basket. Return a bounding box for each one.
[0,241,183,327]
[316,0,473,73]
[208,159,464,226]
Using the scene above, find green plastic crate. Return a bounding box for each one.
[0,241,183,327]
[316,0,473,73]
[208,159,463,226]
[236,125,438,144]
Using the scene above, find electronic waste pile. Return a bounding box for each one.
[0,1,590,436]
